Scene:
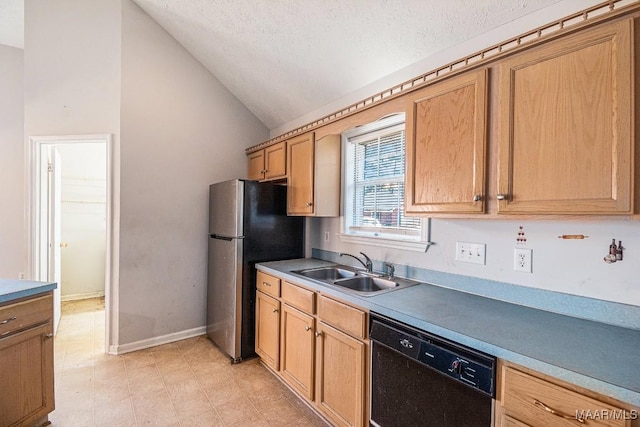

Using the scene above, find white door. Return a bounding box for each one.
[39,145,63,332]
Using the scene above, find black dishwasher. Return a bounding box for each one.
[369,313,496,427]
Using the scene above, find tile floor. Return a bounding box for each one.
[50,298,329,426]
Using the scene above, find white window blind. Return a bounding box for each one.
[343,116,421,239]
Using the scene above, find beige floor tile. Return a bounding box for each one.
[215,396,260,425]
[178,408,225,427]
[260,397,306,427]
[226,411,270,427]
[204,381,245,407]
[159,364,195,385]
[94,397,135,425]
[132,389,178,424]
[49,408,94,427]
[94,379,131,407]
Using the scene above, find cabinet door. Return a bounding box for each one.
[406,68,488,214]
[287,133,315,215]
[497,19,633,214]
[0,323,54,427]
[280,304,315,400]
[255,291,280,370]
[264,141,287,180]
[247,150,265,181]
[315,322,366,427]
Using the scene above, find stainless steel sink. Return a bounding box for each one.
[295,266,357,281]
[331,276,398,292]
[291,265,419,296]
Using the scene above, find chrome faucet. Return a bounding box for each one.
[339,252,373,273]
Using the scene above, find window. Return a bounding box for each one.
[342,114,424,249]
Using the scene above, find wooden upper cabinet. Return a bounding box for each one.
[497,19,633,215]
[264,141,287,180]
[247,141,287,182]
[288,133,315,215]
[247,149,266,181]
[406,68,488,214]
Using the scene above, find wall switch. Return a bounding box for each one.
[455,242,486,265]
[324,231,330,242]
[514,248,533,273]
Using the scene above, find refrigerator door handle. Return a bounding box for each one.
[210,234,245,241]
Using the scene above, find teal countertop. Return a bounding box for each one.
[257,258,640,407]
[0,279,57,304]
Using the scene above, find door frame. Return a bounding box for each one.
[27,134,118,354]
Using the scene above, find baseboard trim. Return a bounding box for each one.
[61,291,105,302]
[111,326,207,355]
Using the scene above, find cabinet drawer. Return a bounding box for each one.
[502,367,630,427]
[257,271,281,297]
[282,282,315,314]
[0,293,53,338]
[318,295,366,340]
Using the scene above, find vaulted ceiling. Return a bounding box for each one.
[1,0,564,130]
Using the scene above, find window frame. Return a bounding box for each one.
[339,114,429,252]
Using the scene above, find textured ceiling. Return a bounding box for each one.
[0,0,563,130]
[0,0,24,49]
[131,0,561,130]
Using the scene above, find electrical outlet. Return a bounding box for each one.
[455,242,486,265]
[19,272,25,280]
[324,231,330,242]
[514,248,532,273]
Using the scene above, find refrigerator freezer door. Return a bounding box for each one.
[206,235,243,360]
[209,179,244,237]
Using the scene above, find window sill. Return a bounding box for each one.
[338,233,432,252]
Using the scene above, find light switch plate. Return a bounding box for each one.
[455,242,486,265]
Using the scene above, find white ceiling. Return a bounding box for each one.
[1,0,563,130]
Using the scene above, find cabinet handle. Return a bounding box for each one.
[0,316,17,325]
[262,282,271,287]
[272,308,279,313]
[314,331,322,337]
[533,399,585,424]
[305,202,313,207]
[44,333,54,339]
[261,169,267,174]
[496,194,508,201]
[305,325,312,332]
[473,195,482,202]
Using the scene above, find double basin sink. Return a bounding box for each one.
[291,265,419,296]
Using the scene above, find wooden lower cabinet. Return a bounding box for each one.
[497,361,639,427]
[255,290,280,370]
[0,293,55,427]
[256,274,369,427]
[280,304,315,400]
[315,322,366,427]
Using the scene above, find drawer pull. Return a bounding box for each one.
[305,325,312,332]
[262,282,271,287]
[533,399,585,424]
[44,333,54,339]
[272,308,279,313]
[0,316,17,325]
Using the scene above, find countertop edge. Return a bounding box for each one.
[256,259,640,407]
[0,281,57,304]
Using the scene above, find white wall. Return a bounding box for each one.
[0,45,25,278]
[57,143,107,299]
[278,0,640,308]
[118,1,268,344]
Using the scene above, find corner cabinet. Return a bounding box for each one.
[405,68,489,214]
[497,19,634,215]
[287,133,341,216]
[247,141,287,182]
[0,292,55,427]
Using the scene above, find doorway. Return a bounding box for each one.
[29,134,115,353]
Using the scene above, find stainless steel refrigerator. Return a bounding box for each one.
[206,179,304,362]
